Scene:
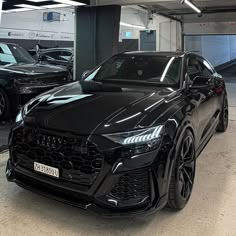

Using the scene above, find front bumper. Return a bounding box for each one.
[6,125,170,216]
[6,160,167,216]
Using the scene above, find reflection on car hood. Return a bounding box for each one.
[24,81,180,134]
[0,62,66,75]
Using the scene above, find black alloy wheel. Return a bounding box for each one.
[167,129,196,209]
[0,88,9,121]
[0,90,6,117]
[217,95,229,132]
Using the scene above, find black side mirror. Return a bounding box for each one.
[81,70,90,80]
[189,76,213,90]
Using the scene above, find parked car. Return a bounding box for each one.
[38,47,74,67]
[38,47,74,79]
[0,43,70,120]
[6,52,228,216]
[27,44,50,58]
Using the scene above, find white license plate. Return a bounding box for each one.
[34,162,59,178]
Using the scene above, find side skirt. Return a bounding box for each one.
[196,114,220,158]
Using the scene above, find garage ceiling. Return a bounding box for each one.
[148,0,236,23]
[92,0,236,23]
[3,0,236,23]
[3,0,89,12]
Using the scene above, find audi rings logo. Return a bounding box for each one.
[37,135,63,149]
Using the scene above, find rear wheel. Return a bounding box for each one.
[0,88,10,121]
[167,129,196,210]
[217,95,228,132]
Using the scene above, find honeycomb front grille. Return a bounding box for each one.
[110,171,150,201]
[11,127,103,187]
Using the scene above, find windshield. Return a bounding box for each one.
[85,55,182,87]
[0,43,35,66]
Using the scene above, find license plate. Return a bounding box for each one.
[34,162,59,178]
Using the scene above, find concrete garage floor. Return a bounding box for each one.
[0,85,236,236]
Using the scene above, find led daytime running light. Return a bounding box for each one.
[123,126,162,145]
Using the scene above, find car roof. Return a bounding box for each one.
[41,47,74,52]
[0,42,19,46]
[122,51,201,58]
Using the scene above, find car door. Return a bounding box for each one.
[187,55,215,144]
[200,58,222,116]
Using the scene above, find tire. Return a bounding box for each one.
[217,95,229,133]
[167,129,196,210]
[0,88,10,121]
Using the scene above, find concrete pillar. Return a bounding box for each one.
[74,5,121,79]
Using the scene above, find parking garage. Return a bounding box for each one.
[0,0,236,235]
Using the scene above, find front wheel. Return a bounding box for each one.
[217,95,228,132]
[0,88,10,121]
[167,129,196,210]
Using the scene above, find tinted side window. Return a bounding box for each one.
[43,51,60,60]
[59,51,72,61]
[201,59,214,75]
[187,57,202,81]
[165,58,182,84]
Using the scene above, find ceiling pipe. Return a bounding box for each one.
[163,7,236,16]
[138,5,182,23]
[180,0,201,14]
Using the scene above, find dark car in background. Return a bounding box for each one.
[38,48,74,67]
[6,52,228,216]
[38,47,74,79]
[0,43,70,120]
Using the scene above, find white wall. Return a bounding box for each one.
[0,8,75,41]
[185,35,236,66]
[120,7,147,40]
[184,22,236,35]
[120,6,182,51]
[0,6,181,51]
[184,22,236,66]
[159,20,182,51]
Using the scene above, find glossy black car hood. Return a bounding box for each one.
[0,62,66,76]
[24,81,179,134]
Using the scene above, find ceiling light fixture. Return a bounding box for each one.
[26,0,49,2]
[181,0,201,14]
[53,0,86,6]
[42,4,69,9]
[14,4,44,10]
[120,22,146,29]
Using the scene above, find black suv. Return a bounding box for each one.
[6,52,228,216]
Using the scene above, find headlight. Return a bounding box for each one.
[103,125,164,155]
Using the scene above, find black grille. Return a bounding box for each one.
[11,127,103,187]
[18,74,67,85]
[35,76,67,84]
[110,171,150,201]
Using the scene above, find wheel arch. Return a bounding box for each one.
[0,77,17,119]
[161,117,196,200]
